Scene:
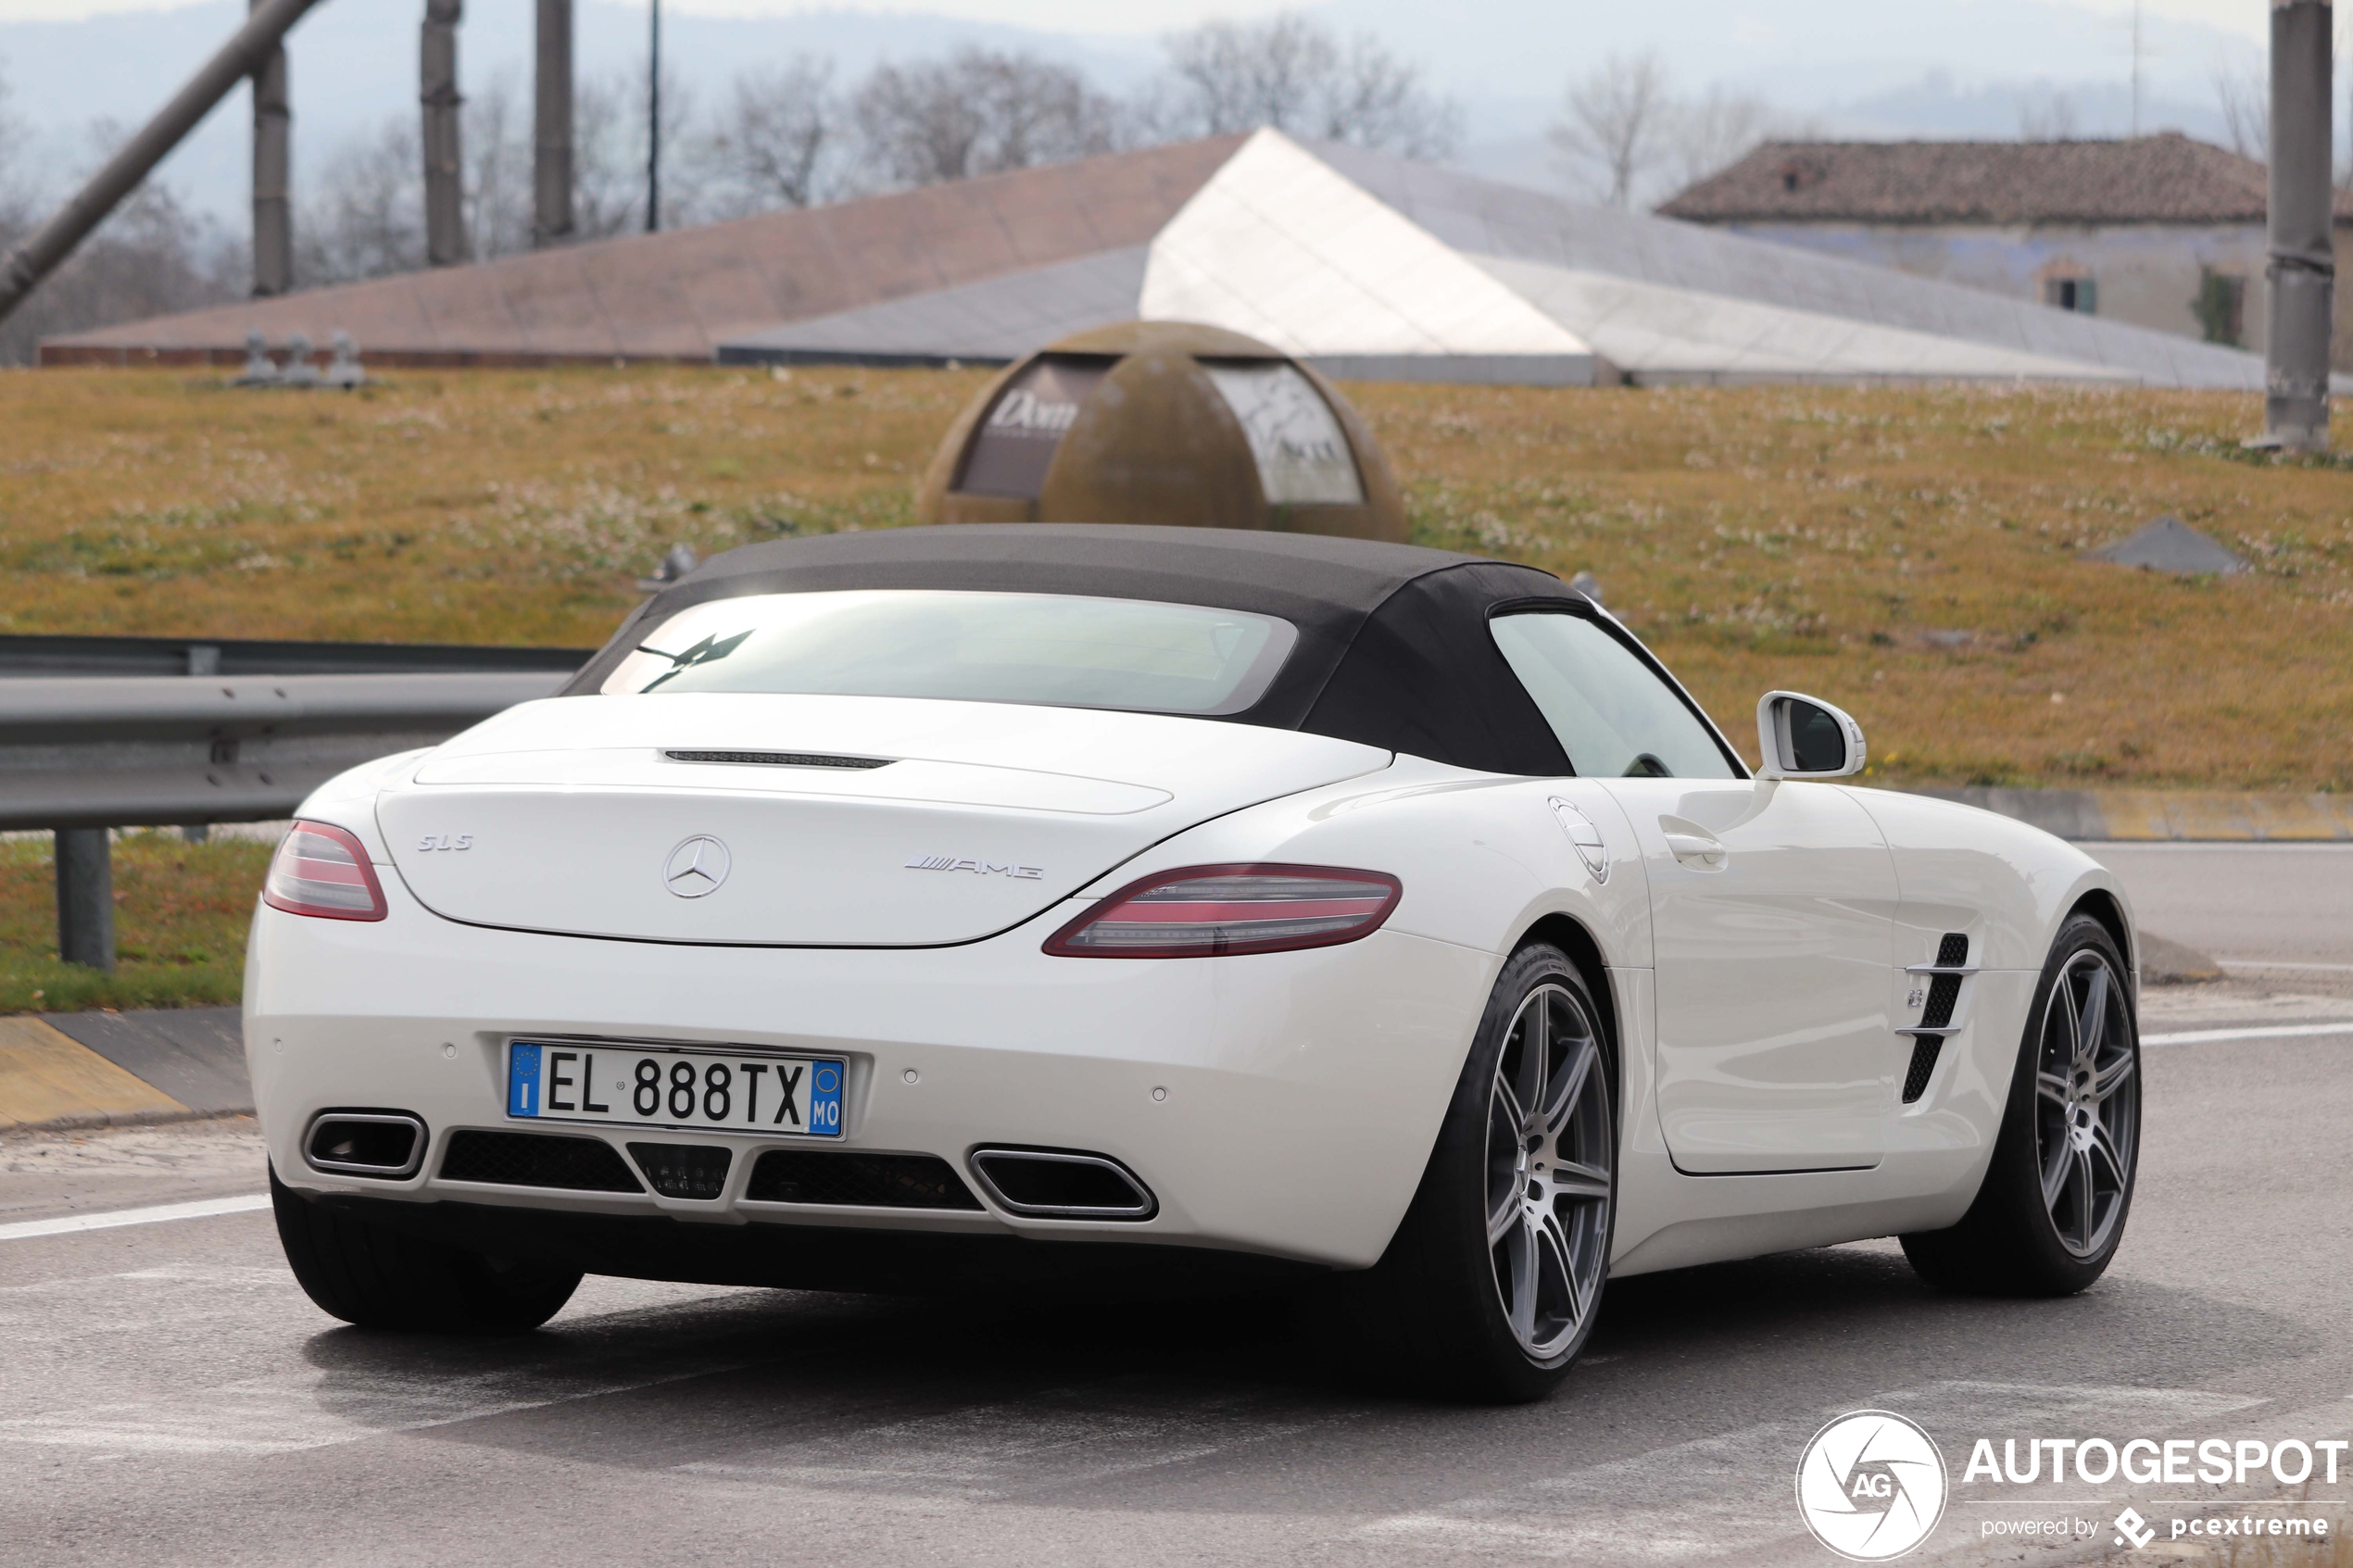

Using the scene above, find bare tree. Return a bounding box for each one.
[2017,84,2082,141]
[1663,86,1780,192]
[2214,64,2267,160]
[0,108,241,365]
[1550,53,1673,207]
[1147,12,1458,157]
[297,119,422,283]
[698,57,838,217]
[849,47,1119,189]
[570,63,703,236]
[465,71,534,259]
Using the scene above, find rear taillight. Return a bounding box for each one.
[262,821,388,922]
[1044,864,1401,959]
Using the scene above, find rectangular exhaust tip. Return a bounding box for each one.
[969,1148,1155,1221]
[305,1111,426,1178]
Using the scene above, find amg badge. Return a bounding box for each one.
[906,856,1045,880]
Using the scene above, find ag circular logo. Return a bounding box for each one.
[1795,1410,1947,1562]
[663,835,731,898]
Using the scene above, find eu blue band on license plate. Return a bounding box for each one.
[505,1041,844,1136]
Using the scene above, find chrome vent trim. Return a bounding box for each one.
[663,749,893,770]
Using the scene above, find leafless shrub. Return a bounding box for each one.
[0,97,242,364]
[696,56,839,217]
[1551,57,1811,209]
[2214,64,2267,161]
[296,119,423,283]
[2016,84,2082,141]
[1144,11,1458,157]
[1549,52,1674,207]
[849,46,1120,189]
[466,71,534,259]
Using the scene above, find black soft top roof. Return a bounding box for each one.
[568,524,1620,774]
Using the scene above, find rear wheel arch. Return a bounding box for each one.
[1517,913,1621,1105]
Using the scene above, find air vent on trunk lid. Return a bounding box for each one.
[663,750,892,769]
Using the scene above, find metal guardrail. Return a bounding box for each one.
[3,671,569,972]
[0,633,593,680]
[0,672,567,832]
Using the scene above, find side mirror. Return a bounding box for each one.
[1755,691,1866,780]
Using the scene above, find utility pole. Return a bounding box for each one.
[646,0,662,233]
[422,0,469,267]
[250,0,292,295]
[533,0,574,247]
[2259,0,2334,450]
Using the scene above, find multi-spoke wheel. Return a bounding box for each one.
[1486,983,1614,1361]
[2032,948,2138,1260]
[1902,915,2141,1296]
[1348,944,1617,1402]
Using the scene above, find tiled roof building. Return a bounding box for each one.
[1660,134,2353,359]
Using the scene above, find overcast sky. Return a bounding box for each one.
[0,0,2275,41]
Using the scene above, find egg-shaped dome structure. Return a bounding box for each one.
[915,321,1406,542]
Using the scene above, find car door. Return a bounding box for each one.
[1489,607,1901,1174]
[1598,778,1900,1173]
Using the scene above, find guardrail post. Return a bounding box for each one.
[54,828,117,972]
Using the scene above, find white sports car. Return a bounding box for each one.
[253,524,2142,1400]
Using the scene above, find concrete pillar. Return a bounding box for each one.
[55,829,116,972]
[250,0,292,296]
[2264,0,2334,449]
[533,0,574,248]
[421,0,469,268]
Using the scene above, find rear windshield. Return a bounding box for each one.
[600,590,1298,716]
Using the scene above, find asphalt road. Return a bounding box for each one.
[3,847,2349,1567]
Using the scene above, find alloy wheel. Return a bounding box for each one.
[1485,982,1613,1361]
[2032,948,2138,1259]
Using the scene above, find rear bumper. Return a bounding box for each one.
[246,893,1497,1271]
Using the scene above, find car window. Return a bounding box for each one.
[1490,610,1738,779]
[601,590,1298,717]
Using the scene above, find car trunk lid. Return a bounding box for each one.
[374,693,1389,946]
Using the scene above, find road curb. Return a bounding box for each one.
[0,1007,251,1134]
[0,1016,189,1130]
[1889,786,2353,842]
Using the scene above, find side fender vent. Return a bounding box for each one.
[1903,933,1970,1103]
[1902,1037,1944,1103]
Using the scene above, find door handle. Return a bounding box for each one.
[1664,832,1728,869]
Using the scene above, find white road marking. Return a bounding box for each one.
[0,1193,269,1243]
[2142,1022,2353,1047]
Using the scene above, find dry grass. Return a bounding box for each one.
[3,366,2348,789]
[0,833,271,1012]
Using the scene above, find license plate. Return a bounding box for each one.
[506,1042,843,1136]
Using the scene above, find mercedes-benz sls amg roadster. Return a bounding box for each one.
[255,524,2142,1400]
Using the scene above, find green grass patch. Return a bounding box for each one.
[0,832,271,1013]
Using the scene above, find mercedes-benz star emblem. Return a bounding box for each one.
[663,835,731,898]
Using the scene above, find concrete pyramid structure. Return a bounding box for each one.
[50,130,2289,390]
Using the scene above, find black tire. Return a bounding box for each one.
[1901,915,2141,1296]
[1347,944,1617,1403]
[271,1165,584,1332]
